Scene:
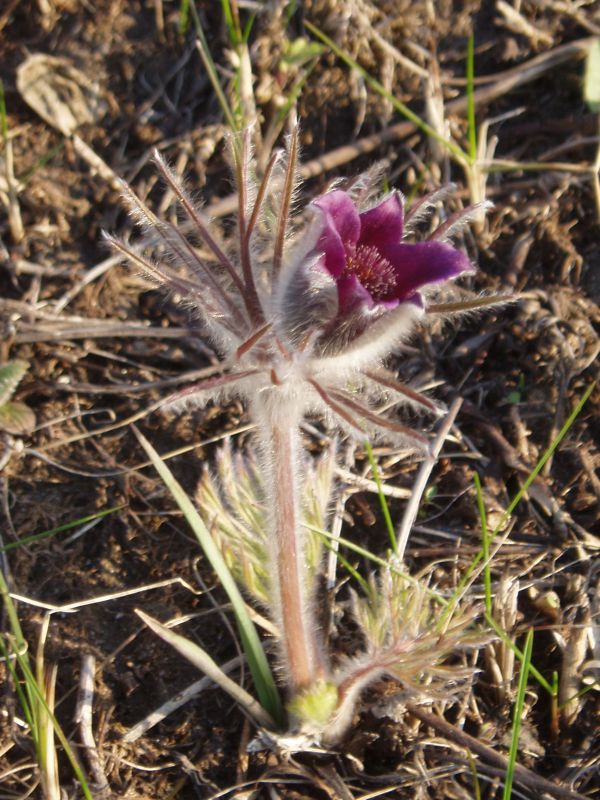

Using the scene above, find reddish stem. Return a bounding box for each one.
[256,400,322,692]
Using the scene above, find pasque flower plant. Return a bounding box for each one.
[108,129,492,742]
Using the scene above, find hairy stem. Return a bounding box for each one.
[254,398,322,693]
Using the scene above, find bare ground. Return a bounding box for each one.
[0,1,599,798]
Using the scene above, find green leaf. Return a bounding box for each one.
[280,38,324,71]
[133,427,284,726]
[0,360,29,407]
[0,401,35,434]
[583,39,600,113]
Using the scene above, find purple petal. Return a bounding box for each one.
[336,274,377,312]
[314,190,361,243]
[358,192,405,249]
[379,241,473,300]
[313,191,360,278]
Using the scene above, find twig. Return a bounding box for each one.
[122,655,244,742]
[71,134,122,191]
[406,703,590,800]
[1,84,24,243]
[395,398,463,561]
[326,444,356,592]
[75,654,110,797]
[52,255,121,314]
[206,36,596,218]
[14,322,197,344]
[10,577,199,614]
[334,467,412,499]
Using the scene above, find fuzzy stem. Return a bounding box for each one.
[254,397,321,693]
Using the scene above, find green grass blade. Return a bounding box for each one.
[473,473,492,616]
[364,440,397,552]
[190,3,239,135]
[220,0,241,46]
[0,634,37,742]
[308,523,447,606]
[503,629,534,800]
[12,648,94,800]
[466,35,477,163]
[492,382,595,536]
[305,21,469,164]
[485,612,552,695]
[0,505,125,553]
[178,0,190,35]
[0,572,92,797]
[318,534,371,595]
[444,381,595,622]
[133,427,283,725]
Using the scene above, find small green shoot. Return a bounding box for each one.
[364,440,397,552]
[0,571,93,799]
[133,426,283,726]
[423,484,438,504]
[283,0,298,27]
[504,375,526,405]
[0,505,124,553]
[280,38,324,72]
[503,629,534,800]
[551,670,559,738]
[473,472,492,617]
[466,35,477,164]
[178,0,190,36]
[190,5,238,134]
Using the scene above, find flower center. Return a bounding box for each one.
[344,244,398,300]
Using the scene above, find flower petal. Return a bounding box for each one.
[336,273,376,311]
[379,241,473,300]
[358,192,405,248]
[313,190,361,277]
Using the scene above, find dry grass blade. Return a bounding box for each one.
[75,654,110,796]
[395,398,463,560]
[135,609,275,730]
[122,655,245,742]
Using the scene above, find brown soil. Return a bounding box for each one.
[0,1,598,798]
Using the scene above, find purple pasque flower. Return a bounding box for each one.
[313,189,473,315]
